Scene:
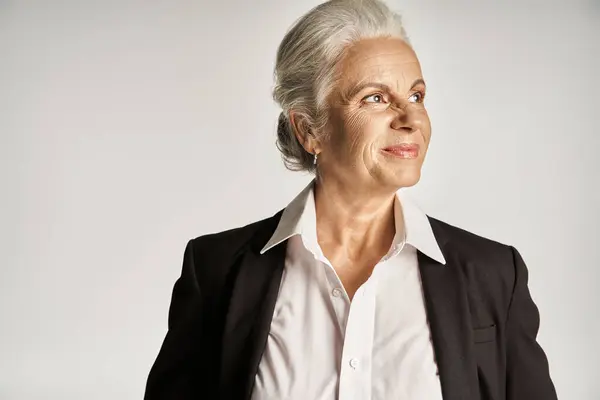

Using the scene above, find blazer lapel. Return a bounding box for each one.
[218,212,286,400]
[418,218,479,400]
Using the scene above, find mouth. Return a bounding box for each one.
[381,143,420,159]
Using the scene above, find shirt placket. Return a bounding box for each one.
[337,277,377,400]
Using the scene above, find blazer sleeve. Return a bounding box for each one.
[144,239,203,400]
[505,246,558,399]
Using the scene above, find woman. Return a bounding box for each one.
[144,1,557,399]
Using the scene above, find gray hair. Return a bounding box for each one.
[273,0,411,173]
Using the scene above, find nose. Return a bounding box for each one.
[389,102,421,134]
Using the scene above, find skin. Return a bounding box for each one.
[290,37,431,300]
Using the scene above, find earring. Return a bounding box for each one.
[313,152,318,165]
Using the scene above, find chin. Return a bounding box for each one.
[396,178,420,189]
[369,164,422,190]
[389,171,421,189]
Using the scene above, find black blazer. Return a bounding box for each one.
[144,210,558,400]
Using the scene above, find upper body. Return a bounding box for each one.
[145,0,557,398]
[143,196,557,400]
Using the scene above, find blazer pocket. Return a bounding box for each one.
[473,324,497,344]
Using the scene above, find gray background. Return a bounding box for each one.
[1,0,598,398]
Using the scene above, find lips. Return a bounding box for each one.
[382,143,420,159]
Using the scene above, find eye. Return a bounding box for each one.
[409,91,425,103]
[363,93,387,104]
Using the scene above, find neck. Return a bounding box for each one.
[313,176,397,261]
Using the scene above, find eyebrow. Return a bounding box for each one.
[344,78,426,99]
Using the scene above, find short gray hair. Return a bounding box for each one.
[273,0,411,173]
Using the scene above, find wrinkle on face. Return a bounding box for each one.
[318,37,431,192]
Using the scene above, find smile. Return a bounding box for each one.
[381,143,420,159]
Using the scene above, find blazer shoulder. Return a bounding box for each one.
[428,216,519,306]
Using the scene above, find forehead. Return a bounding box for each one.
[336,37,423,90]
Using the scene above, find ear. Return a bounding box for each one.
[289,110,321,155]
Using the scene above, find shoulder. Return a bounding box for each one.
[177,211,283,297]
[428,216,522,314]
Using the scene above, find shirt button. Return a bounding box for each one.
[349,358,359,369]
[331,288,342,297]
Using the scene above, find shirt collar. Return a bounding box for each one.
[260,179,446,265]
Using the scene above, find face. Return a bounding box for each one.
[316,37,431,193]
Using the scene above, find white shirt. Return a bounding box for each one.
[252,179,447,400]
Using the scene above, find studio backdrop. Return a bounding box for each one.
[1,0,598,399]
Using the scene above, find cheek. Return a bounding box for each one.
[337,110,374,155]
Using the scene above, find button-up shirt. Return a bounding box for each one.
[252,179,446,400]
